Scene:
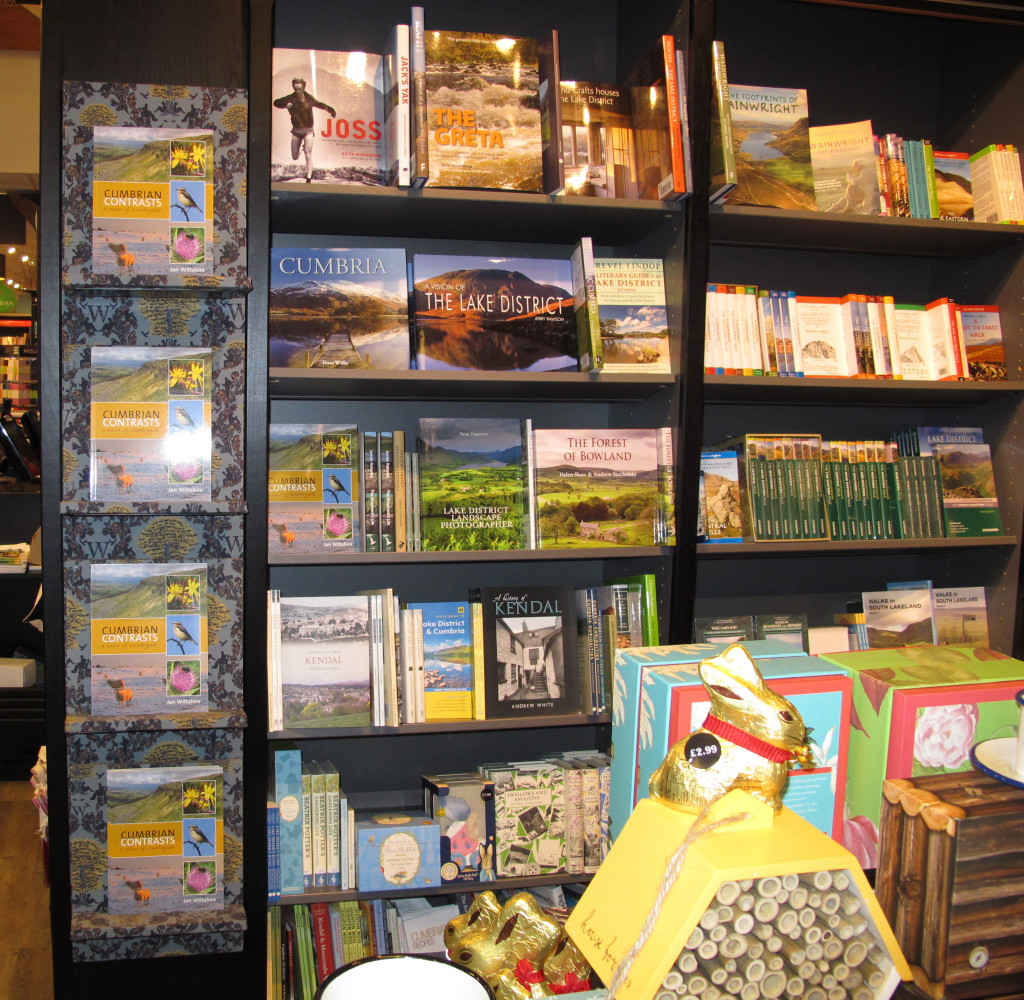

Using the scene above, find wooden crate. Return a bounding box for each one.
[879,772,1024,1000]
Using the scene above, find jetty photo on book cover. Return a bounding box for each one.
[89,561,209,714]
[533,428,661,549]
[272,48,386,185]
[479,584,579,719]
[269,247,410,370]
[267,423,361,554]
[89,346,213,502]
[412,254,577,372]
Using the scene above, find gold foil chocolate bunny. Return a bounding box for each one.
[649,643,813,812]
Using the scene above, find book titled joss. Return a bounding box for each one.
[89,346,213,502]
[267,423,362,554]
[91,125,215,277]
[89,562,209,715]
[106,763,225,915]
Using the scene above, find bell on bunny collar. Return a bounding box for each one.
[563,790,911,1000]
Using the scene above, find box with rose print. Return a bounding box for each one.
[817,644,1024,871]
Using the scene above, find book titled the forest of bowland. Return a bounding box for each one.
[277,594,373,728]
[532,428,661,549]
[267,423,362,555]
[809,119,880,215]
[726,84,814,210]
[417,417,531,551]
[89,346,213,502]
[415,26,553,191]
[477,584,580,719]
[411,253,577,372]
[269,248,410,370]
[271,48,386,186]
[593,258,670,374]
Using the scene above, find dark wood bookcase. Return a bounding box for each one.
[37,0,1024,997]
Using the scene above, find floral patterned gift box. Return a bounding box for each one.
[817,644,1024,869]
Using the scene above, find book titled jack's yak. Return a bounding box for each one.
[89,346,213,502]
[269,247,410,370]
[479,584,580,719]
[106,763,225,915]
[412,253,577,372]
[91,125,215,278]
[267,423,362,554]
[89,561,209,715]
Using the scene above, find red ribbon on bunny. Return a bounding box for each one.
[702,712,795,764]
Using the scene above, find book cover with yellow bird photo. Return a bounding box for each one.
[89,345,213,502]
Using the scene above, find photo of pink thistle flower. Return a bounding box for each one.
[170,228,204,263]
[184,862,215,895]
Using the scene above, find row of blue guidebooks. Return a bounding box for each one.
[271,14,689,199]
[267,420,675,556]
[267,244,669,375]
[265,573,658,732]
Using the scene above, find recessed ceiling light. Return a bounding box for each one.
[6,248,14,254]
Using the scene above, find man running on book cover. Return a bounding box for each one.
[273,78,336,183]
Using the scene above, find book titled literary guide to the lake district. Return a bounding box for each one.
[89,346,213,502]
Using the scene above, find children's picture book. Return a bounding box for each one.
[593,258,670,373]
[862,588,935,647]
[420,30,545,191]
[267,423,361,554]
[532,428,661,548]
[726,84,814,210]
[269,247,410,370]
[932,440,1003,536]
[89,346,213,502]
[271,48,386,186]
[478,584,579,718]
[956,304,1005,381]
[277,595,372,728]
[809,119,880,215]
[417,417,530,551]
[89,562,208,714]
[411,253,577,372]
[559,81,636,198]
[106,763,224,914]
[700,450,743,542]
[91,125,215,278]
[932,586,989,646]
[404,601,473,720]
[932,150,973,220]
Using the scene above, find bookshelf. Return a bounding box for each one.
[36,0,1024,997]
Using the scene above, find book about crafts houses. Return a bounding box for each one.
[271,48,386,185]
[533,428,661,549]
[726,84,814,210]
[419,28,545,191]
[91,125,215,277]
[267,423,361,554]
[269,247,410,370]
[417,417,530,551]
[89,562,209,714]
[106,763,225,915]
[277,594,373,728]
[559,80,636,198]
[411,254,577,372]
[478,584,580,719]
[89,346,213,502]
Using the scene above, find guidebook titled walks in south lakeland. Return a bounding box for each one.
[91,126,215,277]
[106,764,224,915]
[89,562,208,715]
[267,423,362,554]
[89,346,212,502]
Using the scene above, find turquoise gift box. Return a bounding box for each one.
[355,810,441,892]
[610,640,852,841]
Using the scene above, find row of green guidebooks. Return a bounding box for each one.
[698,426,1002,544]
[266,573,658,731]
[266,420,675,555]
[710,38,996,221]
[272,22,688,199]
[267,245,669,376]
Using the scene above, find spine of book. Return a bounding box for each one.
[787,291,804,377]
[674,46,694,193]
[301,761,313,890]
[403,450,416,552]
[384,23,411,187]
[561,760,585,874]
[362,431,380,552]
[410,6,429,187]
[571,236,601,371]
[539,29,564,195]
[267,800,281,902]
[660,33,687,197]
[321,762,340,888]
[704,283,720,374]
[709,39,737,202]
[657,425,676,546]
[378,431,396,552]
[826,440,849,541]
[410,450,422,551]
[523,417,537,550]
[311,902,333,983]
[393,429,407,551]
[311,762,327,888]
[469,598,485,720]
[922,139,940,218]
[399,608,416,724]
[836,441,859,540]
[864,440,885,538]
[873,134,890,214]
[741,437,764,540]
